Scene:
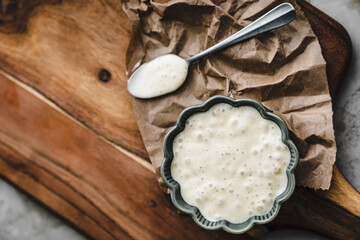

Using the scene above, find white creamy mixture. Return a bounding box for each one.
[171,103,291,223]
[127,54,188,98]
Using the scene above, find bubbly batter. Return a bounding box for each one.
[171,103,291,223]
[127,54,188,98]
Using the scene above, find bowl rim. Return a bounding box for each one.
[160,95,299,234]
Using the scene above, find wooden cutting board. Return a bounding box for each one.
[0,0,358,239]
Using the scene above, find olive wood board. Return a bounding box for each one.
[0,0,358,239]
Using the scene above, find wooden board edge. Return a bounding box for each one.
[0,147,112,240]
[315,166,360,216]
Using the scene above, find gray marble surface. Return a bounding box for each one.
[0,0,359,239]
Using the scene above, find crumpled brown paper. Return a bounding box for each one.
[122,0,336,190]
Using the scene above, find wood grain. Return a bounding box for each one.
[0,0,59,33]
[0,0,148,159]
[0,0,358,239]
[0,72,255,240]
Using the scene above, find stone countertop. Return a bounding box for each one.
[0,0,359,239]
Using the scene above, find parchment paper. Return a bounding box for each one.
[122,0,336,190]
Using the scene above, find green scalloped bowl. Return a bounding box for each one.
[160,95,299,234]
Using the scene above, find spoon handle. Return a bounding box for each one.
[186,3,296,63]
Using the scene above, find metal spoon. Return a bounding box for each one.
[128,3,296,99]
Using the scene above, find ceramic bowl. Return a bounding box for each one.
[160,95,299,234]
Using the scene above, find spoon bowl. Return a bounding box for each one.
[127,54,189,99]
